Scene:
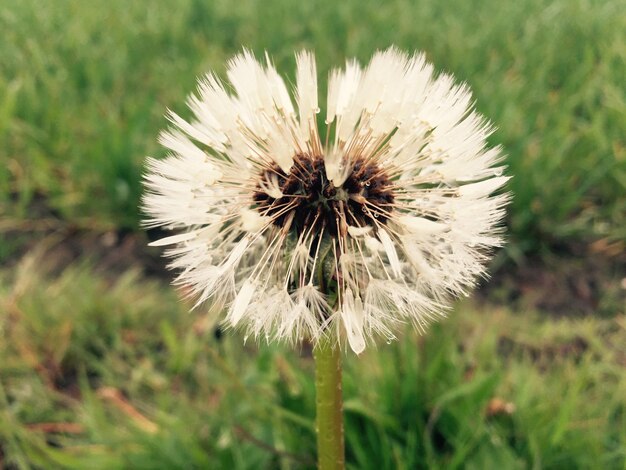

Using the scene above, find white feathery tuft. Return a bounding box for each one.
[143,48,510,354]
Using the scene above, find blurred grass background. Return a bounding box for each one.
[0,0,625,468]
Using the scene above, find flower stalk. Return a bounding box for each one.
[314,336,345,470]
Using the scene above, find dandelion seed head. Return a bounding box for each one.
[143,48,510,353]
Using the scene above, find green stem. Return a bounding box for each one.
[314,335,345,470]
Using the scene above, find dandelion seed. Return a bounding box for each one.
[142,48,509,354]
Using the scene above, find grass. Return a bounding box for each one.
[1,0,625,252]
[0,252,624,469]
[1,0,625,468]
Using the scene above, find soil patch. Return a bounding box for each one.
[3,195,624,317]
[480,241,625,317]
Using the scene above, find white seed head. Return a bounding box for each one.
[143,48,510,354]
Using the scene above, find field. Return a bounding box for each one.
[1,0,625,468]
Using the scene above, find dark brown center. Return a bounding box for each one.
[253,154,394,237]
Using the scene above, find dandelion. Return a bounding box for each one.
[144,47,508,352]
[143,48,509,469]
